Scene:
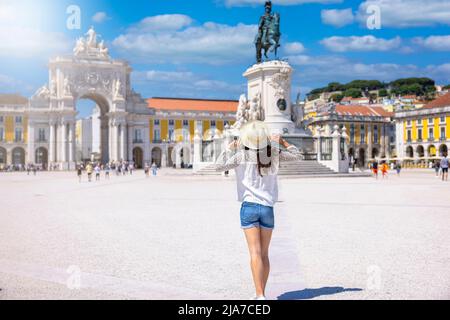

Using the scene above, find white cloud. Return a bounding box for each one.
[357,0,450,28]
[135,70,196,82]
[224,0,342,7]
[286,53,450,89]
[135,14,193,31]
[284,42,305,54]
[321,8,354,27]
[133,70,245,99]
[0,2,71,59]
[92,12,110,24]
[413,35,450,51]
[320,35,401,52]
[113,15,257,65]
[0,73,33,94]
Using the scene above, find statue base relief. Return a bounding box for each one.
[243,60,296,135]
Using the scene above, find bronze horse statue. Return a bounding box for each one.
[255,2,281,63]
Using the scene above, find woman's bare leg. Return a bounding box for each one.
[260,228,273,294]
[244,227,265,297]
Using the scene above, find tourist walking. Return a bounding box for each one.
[95,164,101,181]
[441,154,448,181]
[215,121,302,300]
[86,162,93,182]
[434,160,440,177]
[77,164,83,182]
[105,164,110,179]
[129,163,134,175]
[395,161,402,176]
[372,161,379,179]
[151,162,158,176]
[144,163,150,178]
[381,162,388,179]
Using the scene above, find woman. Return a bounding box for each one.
[215,121,302,300]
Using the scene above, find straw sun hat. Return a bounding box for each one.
[239,121,271,150]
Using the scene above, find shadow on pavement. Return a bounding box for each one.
[277,287,363,300]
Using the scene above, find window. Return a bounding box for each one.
[154,119,160,126]
[0,116,3,123]
[15,116,22,124]
[407,120,411,126]
[15,128,22,142]
[428,118,434,125]
[440,116,446,124]
[0,127,3,141]
[168,129,174,141]
[407,130,412,142]
[211,120,216,127]
[154,129,161,142]
[38,128,46,142]
[183,120,189,126]
[429,128,434,140]
[441,127,446,140]
[417,119,422,125]
[418,129,422,141]
[134,129,142,143]
[373,125,378,143]
[169,120,175,126]
[360,125,365,144]
[350,124,355,143]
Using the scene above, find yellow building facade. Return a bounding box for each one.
[309,104,395,167]
[0,95,29,169]
[395,93,450,167]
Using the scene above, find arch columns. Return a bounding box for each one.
[27,120,36,164]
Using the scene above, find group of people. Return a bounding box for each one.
[76,160,159,182]
[369,161,399,179]
[433,154,449,181]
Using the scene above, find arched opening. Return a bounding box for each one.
[35,147,48,170]
[133,147,143,169]
[358,148,365,167]
[371,148,379,159]
[406,146,414,158]
[0,147,6,168]
[168,146,174,168]
[439,144,448,157]
[348,148,354,159]
[428,145,436,157]
[416,145,425,158]
[75,94,110,165]
[151,147,162,168]
[179,146,191,168]
[12,147,25,167]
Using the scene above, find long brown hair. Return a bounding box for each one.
[245,143,272,177]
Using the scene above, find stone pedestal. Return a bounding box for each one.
[243,60,295,135]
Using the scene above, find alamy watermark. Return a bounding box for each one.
[66,265,82,290]
[66,5,81,30]
[366,265,383,291]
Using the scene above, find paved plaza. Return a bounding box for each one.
[0,170,449,300]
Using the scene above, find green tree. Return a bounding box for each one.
[344,88,362,98]
[378,89,388,97]
[329,93,344,102]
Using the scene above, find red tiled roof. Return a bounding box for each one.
[333,104,393,117]
[423,92,450,110]
[148,97,238,113]
[0,94,28,105]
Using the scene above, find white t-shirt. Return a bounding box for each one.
[215,146,301,207]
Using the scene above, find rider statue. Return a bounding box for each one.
[255,1,281,64]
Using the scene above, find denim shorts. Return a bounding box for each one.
[240,202,275,230]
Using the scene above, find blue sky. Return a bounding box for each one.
[1,0,450,116]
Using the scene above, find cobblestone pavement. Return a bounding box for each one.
[0,169,449,300]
